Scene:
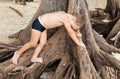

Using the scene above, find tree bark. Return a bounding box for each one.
[1,0,120,79]
[105,0,120,19]
[104,0,120,48]
[15,0,26,5]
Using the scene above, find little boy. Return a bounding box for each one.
[11,11,85,65]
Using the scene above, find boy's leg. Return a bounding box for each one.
[31,30,47,63]
[11,29,41,64]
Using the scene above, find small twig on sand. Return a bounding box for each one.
[9,6,23,17]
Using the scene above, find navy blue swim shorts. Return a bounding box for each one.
[32,18,46,32]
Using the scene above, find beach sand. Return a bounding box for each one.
[0,0,40,43]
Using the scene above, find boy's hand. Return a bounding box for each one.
[76,30,81,37]
[76,30,86,48]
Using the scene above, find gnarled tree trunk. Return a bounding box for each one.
[0,0,120,79]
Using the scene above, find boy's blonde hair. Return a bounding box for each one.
[72,13,85,29]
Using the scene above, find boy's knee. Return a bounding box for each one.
[40,41,47,46]
[29,42,37,47]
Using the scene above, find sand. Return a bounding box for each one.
[0,0,40,43]
[0,0,107,43]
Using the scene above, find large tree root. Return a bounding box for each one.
[0,43,21,62]
[107,19,120,40]
[2,28,77,79]
[93,30,120,53]
[111,31,120,47]
[0,50,33,79]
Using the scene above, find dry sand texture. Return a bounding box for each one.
[0,0,40,43]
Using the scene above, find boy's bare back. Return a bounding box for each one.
[39,11,76,29]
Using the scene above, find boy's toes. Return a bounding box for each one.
[11,59,17,65]
[31,59,35,62]
[38,57,43,63]
[31,57,43,63]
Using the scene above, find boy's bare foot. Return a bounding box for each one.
[11,58,18,65]
[11,51,18,65]
[31,57,43,63]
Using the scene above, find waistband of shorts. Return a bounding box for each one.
[38,17,44,27]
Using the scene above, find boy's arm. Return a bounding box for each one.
[64,22,82,46]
